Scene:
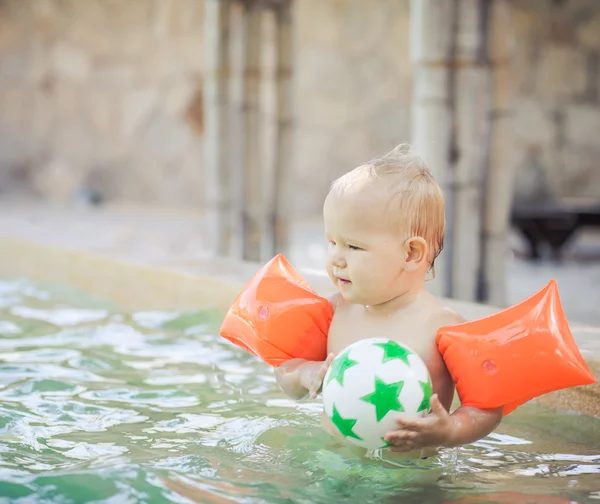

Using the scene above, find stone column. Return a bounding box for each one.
[204,0,233,257]
[450,0,489,302]
[263,0,293,259]
[240,0,263,262]
[411,0,496,302]
[410,0,457,297]
[479,0,516,305]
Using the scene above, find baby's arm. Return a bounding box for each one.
[439,402,503,448]
[274,355,334,400]
[440,311,503,446]
[385,309,503,451]
[274,292,340,400]
[385,394,502,452]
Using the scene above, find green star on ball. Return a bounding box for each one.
[418,377,433,413]
[374,340,413,365]
[360,376,405,422]
[326,348,358,386]
[330,404,362,440]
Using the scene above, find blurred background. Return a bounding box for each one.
[0,0,599,323]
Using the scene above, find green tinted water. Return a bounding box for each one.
[0,279,598,503]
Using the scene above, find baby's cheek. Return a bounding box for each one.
[324,259,333,276]
[325,265,338,285]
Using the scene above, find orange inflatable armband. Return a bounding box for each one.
[219,254,333,366]
[436,280,595,415]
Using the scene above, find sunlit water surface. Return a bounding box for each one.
[0,278,598,503]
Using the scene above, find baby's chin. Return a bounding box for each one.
[339,288,403,307]
[331,277,383,305]
[336,286,355,302]
[338,288,371,305]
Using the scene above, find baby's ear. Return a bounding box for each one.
[404,237,428,271]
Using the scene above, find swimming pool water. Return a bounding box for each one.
[0,278,598,503]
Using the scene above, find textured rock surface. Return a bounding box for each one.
[0,0,599,212]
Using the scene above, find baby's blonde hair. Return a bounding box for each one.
[330,144,445,272]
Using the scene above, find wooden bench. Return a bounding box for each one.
[510,198,600,260]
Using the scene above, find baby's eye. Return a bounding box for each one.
[348,245,363,251]
[328,240,336,246]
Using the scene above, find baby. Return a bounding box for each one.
[275,144,503,457]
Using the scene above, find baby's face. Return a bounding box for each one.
[323,188,408,306]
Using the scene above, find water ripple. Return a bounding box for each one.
[10,306,109,327]
[0,278,597,504]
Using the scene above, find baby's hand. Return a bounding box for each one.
[300,353,335,399]
[383,394,455,452]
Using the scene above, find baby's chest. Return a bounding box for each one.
[327,311,435,361]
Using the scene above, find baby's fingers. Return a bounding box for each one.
[322,353,335,370]
[308,354,335,399]
[394,414,427,431]
[316,354,334,380]
[308,380,321,399]
[385,430,416,443]
[429,394,449,417]
[308,377,323,399]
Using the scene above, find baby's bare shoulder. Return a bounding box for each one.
[436,305,466,326]
[425,303,466,335]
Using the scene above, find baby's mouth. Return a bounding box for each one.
[336,277,351,285]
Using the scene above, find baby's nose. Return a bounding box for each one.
[331,251,346,268]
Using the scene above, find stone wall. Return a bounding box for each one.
[0,0,599,214]
[511,0,600,202]
[0,0,206,204]
[292,0,412,214]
